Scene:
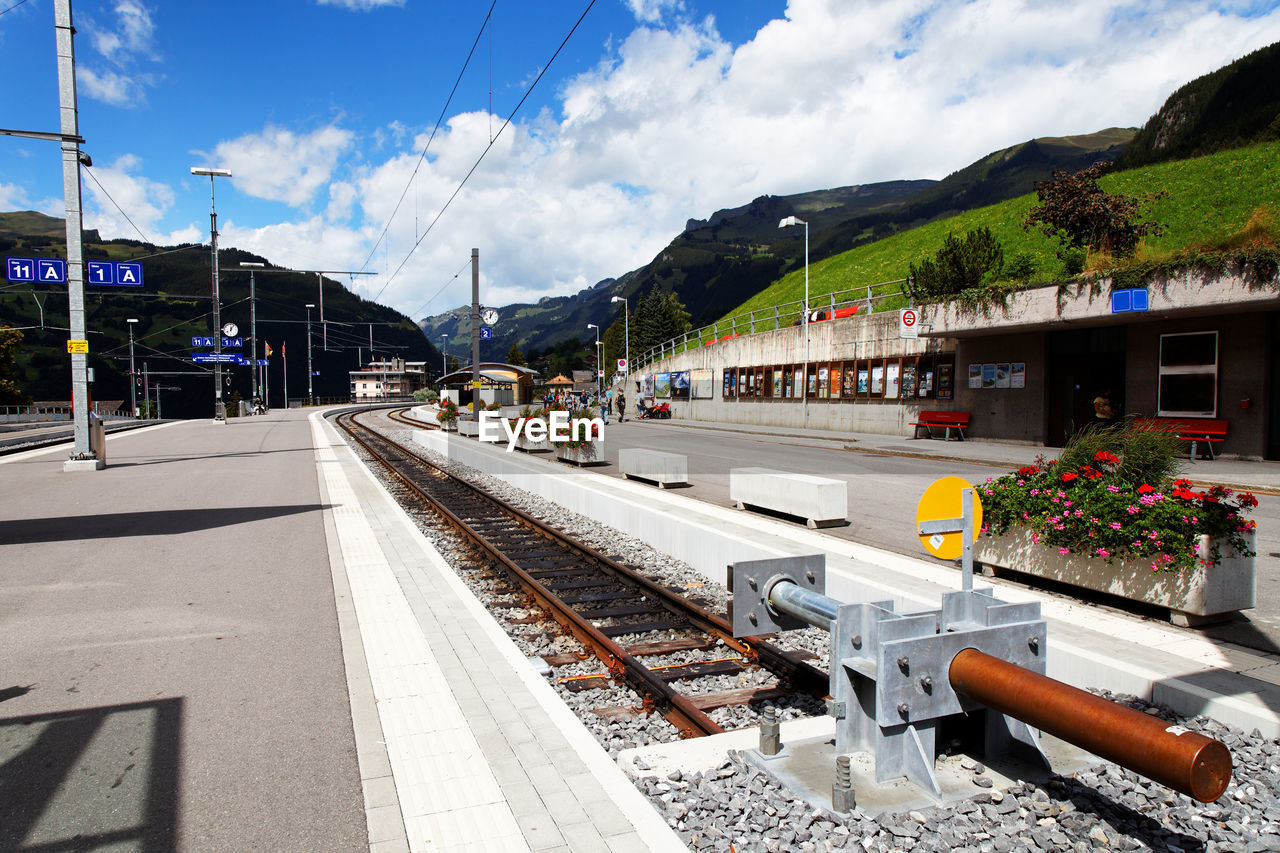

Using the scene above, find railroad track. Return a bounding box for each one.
[335,407,829,737]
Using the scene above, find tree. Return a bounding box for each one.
[505,341,526,366]
[1023,163,1164,257]
[0,326,28,405]
[907,227,1004,300]
[633,289,692,358]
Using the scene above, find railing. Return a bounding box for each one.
[0,405,73,423]
[637,278,909,368]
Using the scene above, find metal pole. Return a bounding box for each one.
[283,347,288,408]
[441,333,448,379]
[949,649,1232,802]
[54,0,93,465]
[209,177,223,420]
[306,304,314,404]
[802,219,809,428]
[471,248,480,406]
[143,362,149,418]
[127,319,137,417]
[250,269,258,403]
[317,273,326,351]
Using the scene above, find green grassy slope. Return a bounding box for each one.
[708,140,1280,337]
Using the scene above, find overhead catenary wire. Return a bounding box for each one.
[358,0,498,277]
[369,0,598,304]
[81,164,154,246]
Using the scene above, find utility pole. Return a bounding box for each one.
[54,0,98,470]
[306,303,315,405]
[127,318,138,417]
[241,262,263,405]
[471,248,480,407]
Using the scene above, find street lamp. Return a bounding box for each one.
[240,262,264,406]
[586,323,600,399]
[126,318,138,417]
[305,303,316,405]
[610,295,629,383]
[778,215,809,427]
[191,166,232,421]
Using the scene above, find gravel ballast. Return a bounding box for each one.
[351,415,1280,852]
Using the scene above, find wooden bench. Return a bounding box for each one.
[729,467,847,528]
[910,411,971,441]
[1137,417,1229,460]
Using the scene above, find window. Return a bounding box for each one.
[1159,332,1217,417]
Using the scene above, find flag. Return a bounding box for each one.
[264,342,273,357]
[282,342,287,358]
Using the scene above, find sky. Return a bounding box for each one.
[2,0,1279,324]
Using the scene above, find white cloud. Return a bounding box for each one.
[82,154,176,242]
[0,183,30,210]
[192,0,1280,322]
[80,1,160,107]
[315,0,405,10]
[209,124,356,208]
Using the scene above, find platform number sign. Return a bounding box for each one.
[6,257,67,283]
[899,308,920,339]
[87,260,144,287]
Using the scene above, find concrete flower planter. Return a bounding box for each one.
[975,530,1256,626]
[515,434,552,453]
[554,441,601,466]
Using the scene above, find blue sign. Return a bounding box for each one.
[1111,288,1149,313]
[255,359,269,366]
[6,257,35,282]
[221,337,243,348]
[87,260,143,287]
[192,352,245,364]
[480,326,493,339]
[37,259,66,283]
[192,336,215,348]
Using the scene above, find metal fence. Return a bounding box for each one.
[637,278,909,367]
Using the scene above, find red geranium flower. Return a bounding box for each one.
[1093,450,1120,466]
[1137,484,1155,494]
[1061,471,1078,482]
[1239,492,1259,508]
[1017,466,1039,477]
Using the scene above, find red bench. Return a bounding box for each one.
[1136,417,1229,460]
[910,411,970,441]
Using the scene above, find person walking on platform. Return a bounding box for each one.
[601,389,610,425]
[617,389,626,422]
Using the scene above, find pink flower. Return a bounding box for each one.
[1107,485,1120,493]
[1059,548,1070,555]
[1109,522,1122,530]
[1096,548,1110,557]
[1031,532,1040,544]
[1126,506,1140,515]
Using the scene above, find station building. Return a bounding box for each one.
[349,357,430,401]
[438,362,539,407]
[634,269,1279,460]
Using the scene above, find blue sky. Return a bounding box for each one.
[2,0,1279,322]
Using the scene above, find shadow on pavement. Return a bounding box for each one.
[0,504,328,545]
[0,698,182,852]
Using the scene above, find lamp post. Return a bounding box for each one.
[191,166,232,421]
[305,303,315,405]
[440,333,448,380]
[126,318,138,417]
[240,262,264,406]
[586,323,600,399]
[610,295,629,384]
[778,215,809,427]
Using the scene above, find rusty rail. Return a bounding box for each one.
[949,648,1232,802]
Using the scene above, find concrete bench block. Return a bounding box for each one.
[729,467,847,528]
[619,448,688,488]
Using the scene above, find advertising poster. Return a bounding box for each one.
[655,372,672,398]
[937,364,954,399]
[784,368,794,398]
[642,374,655,398]
[817,367,829,397]
[671,371,691,399]
[901,362,917,398]
[773,371,783,397]
[982,363,997,389]
[691,368,714,399]
[968,364,983,389]
[829,366,842,398]
[842,366,857,397]
[919,369,933,396]
[1011,362,1026,389]
[996,363,1011,389]
[857,367,869,395]
[886,362,900,399]
[794,368,803,398]
[723,370,733,397]
[871,364,884,395]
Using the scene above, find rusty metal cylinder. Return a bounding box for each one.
[948,648,1232,802]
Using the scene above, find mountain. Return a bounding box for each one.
[1117,40,1280,171]
[0,211,436,416]
[424,127,1134,361]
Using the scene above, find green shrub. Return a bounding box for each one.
[908,227,1004,300]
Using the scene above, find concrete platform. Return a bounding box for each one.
[0,408,682,852]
